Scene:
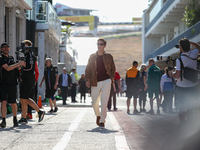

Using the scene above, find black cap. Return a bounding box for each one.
[1,43,9,48]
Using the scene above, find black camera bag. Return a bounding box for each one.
[179,55,198,83]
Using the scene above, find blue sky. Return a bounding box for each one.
[53,0,149,22]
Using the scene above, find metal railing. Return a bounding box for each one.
[145,0,175,34]
[35,1,61,38]
[145,21,200,62]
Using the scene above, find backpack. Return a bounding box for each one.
[179,55,199,83]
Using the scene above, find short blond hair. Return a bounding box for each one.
[140,64,147,72]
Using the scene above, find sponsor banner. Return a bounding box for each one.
[59,16,95,30]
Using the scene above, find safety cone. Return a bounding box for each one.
[38,95,42,108]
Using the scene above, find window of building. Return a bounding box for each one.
[73,10,78,15]
[80,10,85,15]
[85,11,90,15]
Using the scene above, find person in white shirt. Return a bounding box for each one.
[58,67,72,105]
[170,39,200,123]
[160,66,175,113]
[70,68,77,103]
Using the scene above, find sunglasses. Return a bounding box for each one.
[97,43,105,46]
[1,46,9,48]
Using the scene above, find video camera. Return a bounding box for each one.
[175,44,179,49]
[16,42,33,61]
[157,55,176,68]
[156,44,181,68]
[16,42,33,75]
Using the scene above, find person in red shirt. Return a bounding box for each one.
[107,71,121,111]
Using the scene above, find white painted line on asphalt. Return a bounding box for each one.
[108,112,130,150]
[53,109,87,150]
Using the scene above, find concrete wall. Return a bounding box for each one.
[143,37,160,62]
[0,1,27,58]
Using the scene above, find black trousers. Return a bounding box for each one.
[80,88,86,101]
[61,86,68,104]
[139,90,147,108]
[28,84,37,115]
[71,84,77,102]
[107,85,117,110]
[162,91,174,112]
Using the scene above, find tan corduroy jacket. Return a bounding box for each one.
[85,51,116,87]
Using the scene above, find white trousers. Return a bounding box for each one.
[91,79,111,123]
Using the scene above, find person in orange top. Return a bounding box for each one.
[126,61,141,115]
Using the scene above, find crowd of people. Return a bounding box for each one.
[85,38,200,128]
[1,38,200,129]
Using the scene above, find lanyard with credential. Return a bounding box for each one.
[63,74,67,82]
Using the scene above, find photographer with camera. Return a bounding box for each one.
[0,43,26,128]
[18,40,45,124]
[170,38,200,123]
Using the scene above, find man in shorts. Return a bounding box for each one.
[126,61,141,114]
[147,58,161,115]
[39,58,58,113]
[19,40,45,124]
[0,43,25,128]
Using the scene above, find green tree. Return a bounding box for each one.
[182,0,200,28]
[62,25,72,37]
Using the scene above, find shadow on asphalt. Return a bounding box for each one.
[87,127,118,134]
[45,113,57,116]
[0,124,32,131]
[107,110,123,112]
[128,113,144,116]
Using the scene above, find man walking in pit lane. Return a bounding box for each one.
[85,38,115,128]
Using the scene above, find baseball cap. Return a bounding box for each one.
[1,43,9,48]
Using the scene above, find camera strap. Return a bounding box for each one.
[178,57,183,81]
[179,54,198,81]
[181,54,197,60]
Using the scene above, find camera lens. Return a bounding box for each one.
[175,44,179,48]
